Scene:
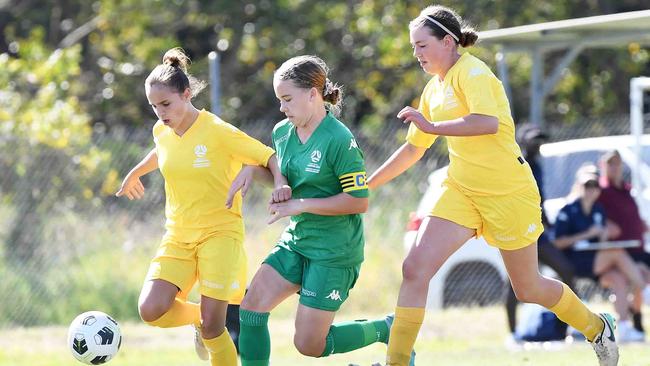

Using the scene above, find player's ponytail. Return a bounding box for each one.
[275,55,344,115]
[146,47,206,97]
[162,47,190,73]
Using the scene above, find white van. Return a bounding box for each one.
[404,134,650,309]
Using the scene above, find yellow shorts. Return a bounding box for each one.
[145,234,247,304]
[429,179,543,250]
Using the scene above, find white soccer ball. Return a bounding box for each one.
[67,311,122,365]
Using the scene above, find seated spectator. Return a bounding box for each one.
[598,150,650,334]
[554,165,647,342]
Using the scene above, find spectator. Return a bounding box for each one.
[505,124,576,338]
[554,165,646,342]
[598,150,650,334]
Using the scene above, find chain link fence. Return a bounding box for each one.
[1,112,648,328]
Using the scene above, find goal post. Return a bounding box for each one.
[630,77,650,204]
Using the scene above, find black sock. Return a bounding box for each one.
[632,311,644,333]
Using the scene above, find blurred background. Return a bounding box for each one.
[2,1,650,365]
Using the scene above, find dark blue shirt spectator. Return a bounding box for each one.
[554,198,606,279]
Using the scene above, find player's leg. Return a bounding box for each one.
[386,181,478,366]
[505,234,575,336]
[387,216,474,366]
[139,237,200,328]
[500,244,618,365]
[199,297,235,366]
[197,235,249,366]
[295,262,392,358]
[501,244,604,337]
[293,305,336,356]
[537,236,576,290]
[239,245,303,366]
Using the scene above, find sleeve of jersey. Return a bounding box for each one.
[221,123,275,167]
[405,83,438,148]
[459,67,501,117]
[152,121,163,145]
[333,136,369,198]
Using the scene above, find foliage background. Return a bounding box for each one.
[1,0,649,329]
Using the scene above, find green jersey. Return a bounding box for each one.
[272,112,368,267]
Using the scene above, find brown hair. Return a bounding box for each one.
[145,47,206,97]
[275,55,343,114]
[410,5,478,48]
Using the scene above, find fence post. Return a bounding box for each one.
[209,51,220,115]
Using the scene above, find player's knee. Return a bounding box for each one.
[200,322,225,340]
[240,294,262,312]
[138,300,169,323]
[401,257,431,284]
[293,335,324,358]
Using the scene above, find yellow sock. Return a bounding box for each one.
[549,283,603,341]
[144,298,201,328]
[386,306,425,366]
[203,330,238,366]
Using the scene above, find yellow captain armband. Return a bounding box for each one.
[339,171,367,192]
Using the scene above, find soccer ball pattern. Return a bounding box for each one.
[68,311,122,365]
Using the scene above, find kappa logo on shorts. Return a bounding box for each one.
[202,279,224,289]
[325,289,342,301]
[526,223,537,234]
[301,288,317,297]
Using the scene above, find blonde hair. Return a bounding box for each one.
[145,47,206,97]
[275,55,343,115]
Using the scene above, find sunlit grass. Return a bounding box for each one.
[2,304,648,366]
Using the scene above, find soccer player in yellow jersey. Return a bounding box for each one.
[116,48,285,366]
[367,5,618,366]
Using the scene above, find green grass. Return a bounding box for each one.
[2,303,649,366]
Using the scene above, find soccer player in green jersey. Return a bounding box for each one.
[228,55,403,366]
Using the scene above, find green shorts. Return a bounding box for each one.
[263,244,360,311]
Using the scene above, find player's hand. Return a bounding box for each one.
[268,199,303,224]
[226,166,255,208]
[397,106,435,134]
[115,174,145,200]
[269,185,292,204]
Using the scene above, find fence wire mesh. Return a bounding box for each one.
[1,112,648,328]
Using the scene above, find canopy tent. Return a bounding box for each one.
[477,9,650,126]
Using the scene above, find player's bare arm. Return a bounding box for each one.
[267,193,368,224]
[398,107,498,136]
[367,143,426,190]
[116,148,158,200]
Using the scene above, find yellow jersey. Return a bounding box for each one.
[153,109,275,242]
[406,52,536,195]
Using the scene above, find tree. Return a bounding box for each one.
[0,28,113,264]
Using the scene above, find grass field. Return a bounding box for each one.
[1,301,649,366]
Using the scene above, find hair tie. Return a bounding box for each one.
[323,78,333,96]
[424,15,459,42]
